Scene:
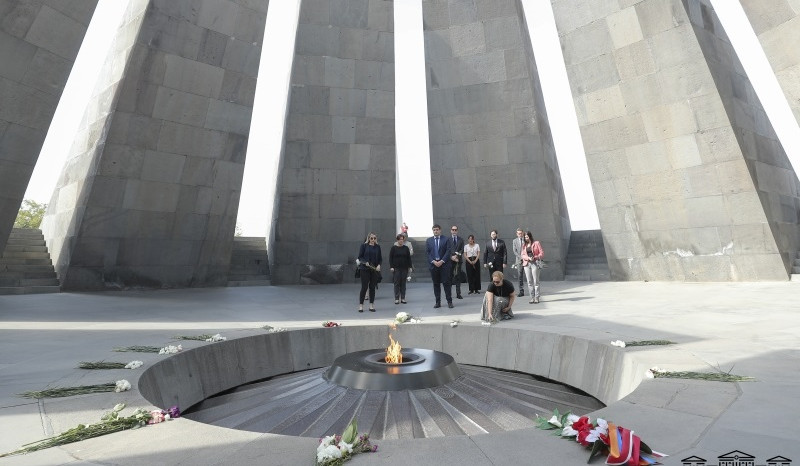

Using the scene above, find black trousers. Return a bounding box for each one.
[430,264,452,304]
[359,268,378,304]
[450,258,463,296]
[393,267,409,299]
[466,258,481,292]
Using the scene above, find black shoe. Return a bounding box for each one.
[456,295,463,299]
[358,308,363,313]
[519,291,524,297]
[433,303,441,309]
[401,299,407,304]
[448,302,454,308]
[369,307,376,312]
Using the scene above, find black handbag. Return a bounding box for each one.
[355,267,361,279]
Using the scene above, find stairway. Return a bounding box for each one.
[0,228,60,295]
[564,230,610,281]
[791,251,800,281]
[227,237,270,287]
[407,237,431,283]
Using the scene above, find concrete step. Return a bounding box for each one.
[565,273,610,281]
[2,244,48,253]
[0,285,60,295]
[8,228,44,238]
[227,279,271,287]
[566,263,609,271]
[564,256,609,264]
[0,257,53,266]
[0,251,50,259]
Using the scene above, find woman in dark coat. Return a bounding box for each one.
[389,234,412,304]
[357,232,382,312]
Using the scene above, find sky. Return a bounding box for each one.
[23,0,800,238]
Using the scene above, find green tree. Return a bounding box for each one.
[14,200,47,229]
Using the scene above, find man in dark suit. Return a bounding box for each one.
[484,229,507,281]
[447,225,465,300]
[426,224,453,308]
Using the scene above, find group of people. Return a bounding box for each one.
[355,224,544,323]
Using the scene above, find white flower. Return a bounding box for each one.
[450,321,458,327]
[205,333,226,342]
[547,415,562,428]
[337,441,353,455]
[409,318,422,324]
[585,418,608,443]
[316,444,343,462]
[114,379,131,392]
[159,344,183,354]
[560,414,580,436]
[481,321,492,326]
[125,360,143,369]
[610,340,626,347]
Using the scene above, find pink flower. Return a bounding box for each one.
[148,410,166,424]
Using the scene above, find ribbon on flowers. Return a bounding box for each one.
[606,423,665,466]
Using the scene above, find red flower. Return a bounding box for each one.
[571,416,593,433]
[576,428,593,446]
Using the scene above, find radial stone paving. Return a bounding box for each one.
[185,365,603,440]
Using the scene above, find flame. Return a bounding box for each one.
[385,334,402,363]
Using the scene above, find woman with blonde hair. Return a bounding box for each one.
[357,232,381,312]
[480,271,516,323]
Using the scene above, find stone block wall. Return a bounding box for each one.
[0,0,97,255]
[687,0,800,275]
[272,0,395,285]
[553,0,791,280]
[421,0,570,279]
[42,0,269,290]
[740,0,800,125]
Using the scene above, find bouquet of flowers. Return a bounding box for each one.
[158,344,182,355]
[323,321,341,327]
[0,403,152,457]
[394,312,420,324]
[536,409,666,465]
[316,419,377,466]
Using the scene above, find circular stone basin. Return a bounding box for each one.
[324,348,461,390]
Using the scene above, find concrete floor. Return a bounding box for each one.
[1,279,799,465]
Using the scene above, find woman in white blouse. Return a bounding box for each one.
[464,235,481,295]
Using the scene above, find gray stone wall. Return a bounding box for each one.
[687,0,800,275]
[421,0,569,279]
[0,0,97,255]
[42,0,268,290]
[553,0,790,280]
[272,0,395,285]
[740,0,800,125]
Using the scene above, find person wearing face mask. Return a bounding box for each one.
[483,229,506,283]
[357,233,381,313]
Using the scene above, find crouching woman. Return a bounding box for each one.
[480,271,516,323]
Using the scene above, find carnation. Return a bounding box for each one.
[124,360,143,369]
[114,380,131,392]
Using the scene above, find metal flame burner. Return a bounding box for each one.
[324,348,461,390]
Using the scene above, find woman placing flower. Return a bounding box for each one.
[480,271,516,322]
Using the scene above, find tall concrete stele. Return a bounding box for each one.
[1,0,798,289]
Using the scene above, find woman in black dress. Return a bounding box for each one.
[389,234,412,304]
